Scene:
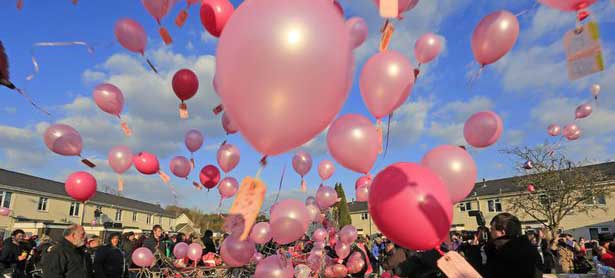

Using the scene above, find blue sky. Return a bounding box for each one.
[1,0,614,212]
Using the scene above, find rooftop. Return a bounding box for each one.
[0,168,175,217]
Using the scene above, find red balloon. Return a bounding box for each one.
[172,69,199,101]
[527,184,536,193]
[200,165,221,189]
[355,175,371,189]
[200,0,234,38]
[333,1,344,16]
[133,152,160,175]
[537,0,596,11]
[65,171,97,202]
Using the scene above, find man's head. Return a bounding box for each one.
[375,238,382,244]
[152,225,163,239]
[11,229,25,242]
[490,213,522,239]
[87,235,101,248]
[64,225,86,247]
[385,242,395,252]
[204,230,213,239]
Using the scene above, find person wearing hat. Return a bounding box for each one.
[85,236,101,264]
[94,233,124,278]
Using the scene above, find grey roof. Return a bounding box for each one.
[0,168,174,217]
[348,201,367,213]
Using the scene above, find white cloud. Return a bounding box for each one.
[426,96,494,145]
[298,129,329,157]
[504,129,525,146]
[81,69,107,84]
[531,96,615,137]
[387,98,433,146]
[2,107,17,114]
[200,31,217,44]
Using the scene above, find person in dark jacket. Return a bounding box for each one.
[142,225,167,257]
[94,232,123,278]
[201,230,216,255]
[458,226,489,276]
[382,243,407,276]
[0,229,27,278]
[485,213,542,278]
[41,224,92,278]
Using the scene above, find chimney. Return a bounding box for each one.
[482,178,487,188]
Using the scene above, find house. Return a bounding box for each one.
[174,213,201,236]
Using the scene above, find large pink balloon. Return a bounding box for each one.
[371,0,419,16]
[292,151,313,177]
[114,18,147,54]
[173,242,189,259]
[335,242,351,259]
[414,33,443,64]
[318,160,335,181]
[65,171,97,202]
[218,177,239,199]
[254,255,294,278]
[338,225,358,244]
[421,145,477,203]
[355,175,372,189]
[216,0,352,156]
[306,204,320,223]
[132,247,154,267]
[249,222,272,244]
[538,0,597,11]
[44,124,83,156]
[346,252,365,274]
[141,0,175,22]
[316,185,338,209]
[575,103,592,119]
[346,17,368,49]
[220,235,256,267]
[108,146,133,174]
[312,228,327,242]
[187,243,203,261]
[93,83,124,116]
[356,184,369,202]
[471,10,519,66]
[327,114,378,174]
[133,152,160,175]
[217,143,240,173]
[185,129,204,153]
[547,124,561,137]
[463,111,503,148]
[563,124,581,141]
[360,51,415,119]
[169,156,191,178]
[270,199,310,244]
[221,112,238,135]
[369,163,453,250]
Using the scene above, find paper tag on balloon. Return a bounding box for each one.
[120,121,132,137]
[159,27,173,45]
[379,0,398,18]
[301,179,307,192]
[437,251,483,278]
[81,158,96,168]
[118,176,124,192]
[229,177,267,240]
[190,157,195,169]
[179,103,189,119]
[175,10,189,28]
[72,0,78,4]
[564,21,604,80]
[212,104,224,115]
[159,171,170,184]
[193,181,202,190]
[379,21,394,52]
[16,0,23,10]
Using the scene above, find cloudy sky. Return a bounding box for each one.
[1,0,614,212]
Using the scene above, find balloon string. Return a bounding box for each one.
[145,58,159,74]
[435,246,445,256]
[376,119,383,154]
[383,112,393,157]
[14,88,51,116]
[26,41,94,81]
[272,164,287,210]
[514,1,539,17]
[466,64,484,90]
[256,155,268,178]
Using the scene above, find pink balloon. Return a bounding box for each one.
[421,145,477,203]
[414,33,443,64]
[217,143,240,173]
[216,0,352,156]
[471,10,519,66]
[169,156,191,178]
[185,129,204,153]
[252,252,264,263]
[369,162,453,250]
[463,111,503,148]
[360,51,415,119]
[316,185,338,209]
[355,175,372,189]
[0,208,10,217]
[305,196,317,206]
[324,265,336,278]
[93,83,124,116]
[218,177,239,199]
[547,124,561,137]
[327,114,378,174]
[356,184,369,202]
[65,171,97,202]
[312,228,327,242]
[335,242,351,259]
[173,242,189,258]
[346,252,365,274]
[255,255,294,278]
[141,0,175,22]
[133,152,160,175]
[563,123,581,141]
[332,263,348,277]
[270,199,310,244]
[187,243,203,261]
[307,253,321,272]
[371,0,419,16]
[292,151,313,177]
[306,204,320,222]
[108,146,133,174]
[346,17,368,49]
[249,222,272,244]
[575,103,592,119]
[132,247,154,267]
[318,160,335,181]
[538,0,597,11]
[221,112,238,135]
[295,264,311,278]
[338,225,357,244]
[114,18,147,54]
[43,124,83,156]
[527,184,536,193]
[591,84,601,97]
[220,235,255,267]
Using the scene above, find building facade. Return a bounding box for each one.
[348,162,615,240]
[0,168,178,239]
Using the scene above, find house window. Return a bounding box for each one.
[488,199,502,212]
[459,202,472,212]
[601,228,610,232]
[584,195,607,205]
[37,197,48,211]
[146,214,151,224]
[0,191,12,208]
[69,202,80,217]
[115,209,122,222]
[361,212,368,220]
[133,212,137,222]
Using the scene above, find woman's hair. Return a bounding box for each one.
[490,213,522,238]
[11,229,25,237]
[107,232,121,245]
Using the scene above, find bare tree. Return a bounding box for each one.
[501,143,611,238]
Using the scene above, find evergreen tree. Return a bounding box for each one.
[334,183,352,228]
